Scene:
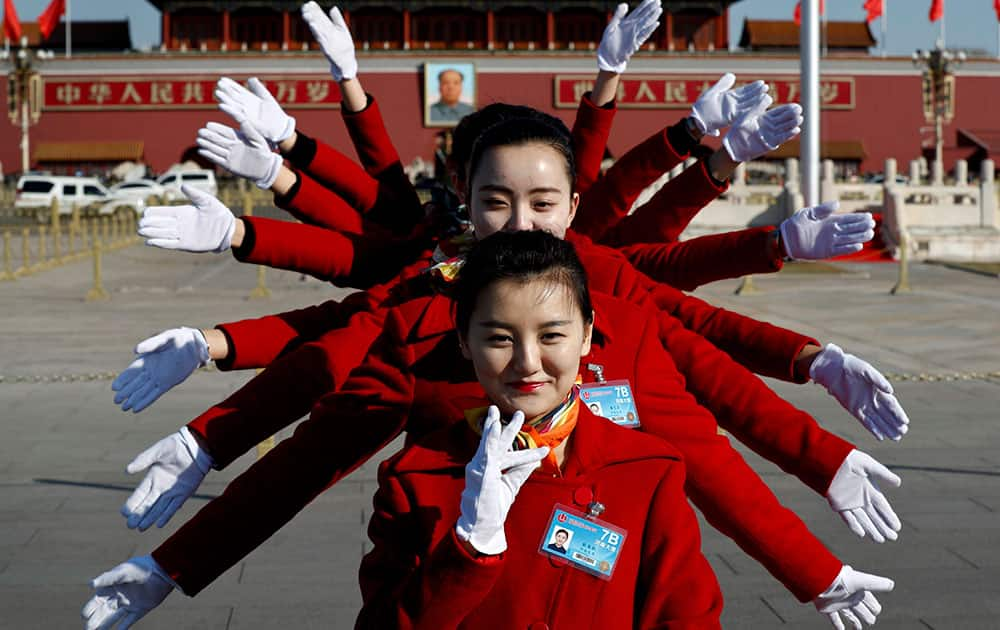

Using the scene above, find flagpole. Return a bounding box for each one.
[65,0,71,58]
[800,0,820,206]
[881,0,887,58]
[940,4,945,48]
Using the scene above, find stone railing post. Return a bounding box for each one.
[954,159,968,186]
[820,158,836,203]
[783,158,803,217]
[909,160,921,186]
[980,159,997,229]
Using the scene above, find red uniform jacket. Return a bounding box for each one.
[158,291,843,604]
[359,410,722,629]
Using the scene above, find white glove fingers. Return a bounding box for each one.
[136,494,170,531]
[196,149,230,171]
[144,238,182,250]
[238,118,269,148]
[118,612,141,630]
[610,2,629,25]
[136,216,178,231]
[876,390,910,430]
[82,595,103,619]
[708,73,736,95]
[137,227,180,243]
[195,130,234,153]
[863,454,903,487]
[155,495,185,529]
[853,508,886,543]
[840,509,867,538]
[112,361,143,393]
[90,605,126,630]
[114,371,150,405]
[861,591,882,616]
[502,454,546,490]
[122,475,155,521]
[91,564,134,589]
[855,571,895,593]
[866,487,901,537]
[826,611,846,630]
[124,380,158,413]
[764,104,805,125]
[138,206,181,220]
[247,77,272,101]
[829,243,864,257]
[865,406,901,441]
[733,79,767,99]
[479,406,503,457]
[328,6,348,28]
[217,102,249,125]
[833,230,875,246]
[500,445,549,470]
[203,121,238,138]
[840,608,863,630]
[129,386,163,414]
[831,213,876,230]
[860,410,889,440]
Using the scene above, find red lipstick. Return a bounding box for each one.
[509,381,546,393]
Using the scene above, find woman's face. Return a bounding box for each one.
[461,276,592,419]
[468,143,579,239]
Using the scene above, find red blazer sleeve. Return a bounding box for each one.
[341,95,424,235]
[620,227,783,292]
[571,92,617,195]
[189,310,385,468]
[357,466,504,630]
[289,130,382,214]
[650,284,817,383]
[632,318,841,603]
[233,215,428,289]
[635,454,724,627]
[600,157,728,248]
[274,169,366,234]
[213,298,348,371]
[158,309,416,594]
[573,121,693,242]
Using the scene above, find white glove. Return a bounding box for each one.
[302,2,358,82]
[455,407,549,555]
[690,73,770,136]
[112,327,210,413]
[814,565,894,630]
[596,0,663,73]
[215,76,295,146]
[121,427,213,531]
[723,102,803,163]
[780,201,876,260]
[82,555,175,630]
[810,343,911,440]
[196,120,282,189]
[826,450,902,543]
[138,184,237,252]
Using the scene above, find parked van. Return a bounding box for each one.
[15,175,113,216]
[156,169,217,200]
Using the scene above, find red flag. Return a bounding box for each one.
[928,0,944,22]
[863,0,883,23]
[994,0,1000,21]
[794,1,826,26]
[37,0,65,40]
[4,0,21,43]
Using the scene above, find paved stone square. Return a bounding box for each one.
[1,243,998,629]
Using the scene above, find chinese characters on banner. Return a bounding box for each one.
[43,76,341,110]
[554,75,855,110]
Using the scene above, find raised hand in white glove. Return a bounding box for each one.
[596,0,663,74]
[120,427,213,531]
[814,565,894,630]
[455,407,549,555]
[215,76,295,146]
[810,342,911,440]
[780,201,876,260]
[138,185,236,252]
[723,102,803,163]
[196,120,282,189]
[302,2,358,81]
[112,327,209,413]
[690,73,770,136]
[826,449,902,543]
[82,555,175,630]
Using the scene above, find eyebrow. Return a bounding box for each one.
[477,319,573,329]
[477,184,564,195]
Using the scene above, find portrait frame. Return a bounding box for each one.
[423,61,477,128]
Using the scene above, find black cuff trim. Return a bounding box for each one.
[282,129,317,168]
[342,92,374,116]
[272,170,302,208]
[231,217,256,261]
[213,326,237,372]
[666,120,699,157]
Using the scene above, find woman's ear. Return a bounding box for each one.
[566,191,580,227]
[458,335,472,360]
[580,315,594,358]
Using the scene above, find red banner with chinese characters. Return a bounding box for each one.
[554,75,855,110]
[42,76,341,111]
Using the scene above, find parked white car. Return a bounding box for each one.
[15,175,148,221]
[156,169,217,201]
[109,179,166,203]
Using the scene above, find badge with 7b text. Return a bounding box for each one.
[538,503,628,580]
[580,379,640,428]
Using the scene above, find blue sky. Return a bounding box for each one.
[7,0,1000,56]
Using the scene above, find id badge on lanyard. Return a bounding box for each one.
[579,376,640,429]
[538,503,628,581]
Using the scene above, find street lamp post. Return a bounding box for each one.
[2,40,53,174]
[912,42,965,185]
